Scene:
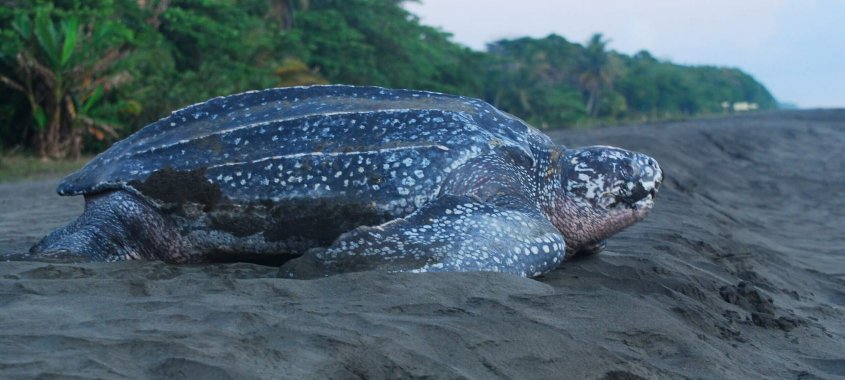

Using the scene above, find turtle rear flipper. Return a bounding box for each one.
[279,194,566,278]
[31,191,185,262]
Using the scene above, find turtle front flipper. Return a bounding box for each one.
[567,240,607,260]
[279,194,566,278]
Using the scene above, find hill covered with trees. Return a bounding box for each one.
[0,0,778,158]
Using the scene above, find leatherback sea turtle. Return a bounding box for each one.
[32,85,662,278]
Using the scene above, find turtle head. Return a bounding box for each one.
[552,146,662,255]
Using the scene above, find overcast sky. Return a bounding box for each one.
[405,0,844,108]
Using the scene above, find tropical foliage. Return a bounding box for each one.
[0,3,133,158]
[0,0,778,158]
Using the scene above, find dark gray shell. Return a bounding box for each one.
[60,85,554,217]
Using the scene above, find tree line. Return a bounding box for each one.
[0,0,778,159]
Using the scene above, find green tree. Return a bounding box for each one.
[292,8,383,84]
[577,33,612,117]
[267,0,309,30]
[485,35,585,128]
[121,0,309,128]
[0,5,133,158]
[274,57,328,86]
[299,0,483,95]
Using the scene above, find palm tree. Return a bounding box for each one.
[0,9,129,158]
[578,33,612,117]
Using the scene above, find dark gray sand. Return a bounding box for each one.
[1,110,843,379]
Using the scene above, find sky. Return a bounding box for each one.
[405,0,845,109]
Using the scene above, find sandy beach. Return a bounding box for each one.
[1,110,843,379]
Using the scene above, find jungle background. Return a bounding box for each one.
[0,0,778,161]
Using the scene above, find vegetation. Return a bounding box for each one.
[0,0,778,159]
[1,3,133,158]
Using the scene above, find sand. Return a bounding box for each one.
[1,110,843,379]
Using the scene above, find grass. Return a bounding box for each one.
[0,153,92,183]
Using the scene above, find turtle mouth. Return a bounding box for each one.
[607,187,656,210]
[606,186,657,221]
[631,193,655,220]
[625,167,661,217]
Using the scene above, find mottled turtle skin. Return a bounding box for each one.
[32,85,662,278]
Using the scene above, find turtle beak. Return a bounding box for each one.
[647,157,663,199]
[628,155,662,212]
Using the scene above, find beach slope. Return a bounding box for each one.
[1,110,843,379]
